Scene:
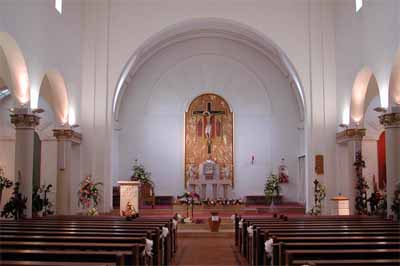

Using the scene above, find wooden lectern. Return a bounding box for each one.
[118,181,140,216]
[331,196,350,215]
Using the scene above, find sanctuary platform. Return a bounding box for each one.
[112,202,305,219]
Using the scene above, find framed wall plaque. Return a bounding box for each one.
[315,154,324,175]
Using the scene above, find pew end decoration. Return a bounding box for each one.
[309,179,326,215]
[354,151,369,215]
[0,167,13,203]
[264,173,281,205]
[78,175,103,215]
[32,184,54,217]
[1,181,27,220]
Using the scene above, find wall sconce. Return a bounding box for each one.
[251,155,255,165]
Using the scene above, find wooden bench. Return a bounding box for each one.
[0,216,177,266]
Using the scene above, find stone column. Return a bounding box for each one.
[336,128,366,214]
[53,128,82,215]
[10,110,40,218]
[379,113,400,218]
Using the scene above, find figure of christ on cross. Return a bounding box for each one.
[192,102,225,154]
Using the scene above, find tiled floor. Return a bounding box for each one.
[173,235,245,266]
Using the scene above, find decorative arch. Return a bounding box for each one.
[389,48,400,107]
[38,70,69,125]
[350,67,380,125]
[112,18,306,122]
[0,32,30,105]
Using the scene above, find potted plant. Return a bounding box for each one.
[309,179,326,215]
[392,183,400,221]
[1,182,27,220]
[32,184,54,217]
[131,159,153,185]
[264,173,281,205]
[208,211,221,232]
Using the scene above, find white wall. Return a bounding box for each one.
[117,36,303,200]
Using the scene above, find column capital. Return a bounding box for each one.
[336,128,366,144]
[53,128,82,144]
[379,113,400,128]
[10,113,40,129]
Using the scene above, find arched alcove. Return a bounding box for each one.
[350,67,380,125]
[112,18,306,205]
[38,70,69,126]
[0,32,30,105]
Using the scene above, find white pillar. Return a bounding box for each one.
[379,113,400,218]
[336,128,366,215]
[10,111,40,218]
[53,128,82,215]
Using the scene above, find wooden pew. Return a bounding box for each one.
[285,249,400,266]
[0,217,177,266]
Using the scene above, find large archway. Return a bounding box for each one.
[111,18,308,207]
[0,32,30,105]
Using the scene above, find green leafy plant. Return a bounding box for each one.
[309,179,326,215]
[32,184,54,216]
[131,159,153,184]
[264,173,281,204]
[1,182,27,220]
[354,151,369,215]
[391,183,400,220]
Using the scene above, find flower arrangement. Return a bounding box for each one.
[391,183,400,220]
[32,184,54,216]
[354,151,369,215]
[131,159,153,184]
[87,207,99,216]
[264,173,281,204]
[178,191,200,205]
[78,175,102,211]
[1,181,27,220]
[309,179,326,215]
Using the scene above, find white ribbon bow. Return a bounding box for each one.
[238,219,243,229]
[247,225,254,237]
[264,238,273,257]
[160,226,169,239]
[172,219,178,229]
[211,215,220,222]
[142,238,154,257]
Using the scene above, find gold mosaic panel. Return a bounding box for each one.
[185,93,234,187]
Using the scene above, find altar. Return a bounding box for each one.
[185,94,234,200]
[187,158,232,200]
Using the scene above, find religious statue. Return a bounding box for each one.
[192,102,225,154]
[222,165,230,180]
[203,155,217,180]
[278,158,289,183]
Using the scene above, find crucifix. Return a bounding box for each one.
[192,102,225,154]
